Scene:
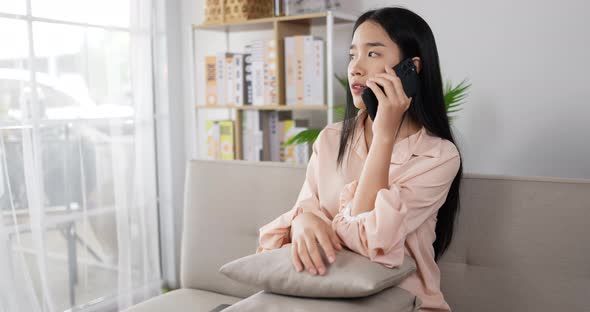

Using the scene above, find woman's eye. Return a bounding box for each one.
[348,52,377,60]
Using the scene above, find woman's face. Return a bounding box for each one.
[348,21,402,110]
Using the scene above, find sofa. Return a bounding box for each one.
[125,159,590,312]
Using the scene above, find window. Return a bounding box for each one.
[0,1,161,311]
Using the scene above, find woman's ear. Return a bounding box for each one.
[412,57,422,74]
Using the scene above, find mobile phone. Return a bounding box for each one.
[361,57,420,121]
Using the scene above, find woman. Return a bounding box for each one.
[256,7,462,312]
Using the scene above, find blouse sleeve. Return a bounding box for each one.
[256,130,332,253]
[331,148,460,268]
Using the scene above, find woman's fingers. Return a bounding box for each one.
[365,79,388,105]
[315,231,336,266]
[291,242,303,272]
[330,229,343,251]
[297,238,317,275]
[382,67,410,105]
[304,235,326,275]
[368,76,397,103]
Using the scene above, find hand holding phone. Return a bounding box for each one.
[361,58,420,121]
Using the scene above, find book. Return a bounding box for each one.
[233,54,246,106]
[263,39,278,106]
[303,35,314,105]
[205,55,217,106]
[248,40,265,106]
[279,119,309,165]
[294,36,305,105]
[284,36,296,105]
[225,54,235,106]
[268,111,280,161]
[216,52,232,106]
[260,111,271,160]
[241,110,263,161]
[205,120,220,160]
[293,127,310,165]
[219,120,235,160]
[279,119,292,161]
[284,36,325,106]
[310,39,324,105]
[244,52,253,105]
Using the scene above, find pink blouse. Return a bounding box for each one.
[256,109,460,312]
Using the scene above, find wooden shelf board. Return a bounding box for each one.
[193,11,355,31]
[195,105,328,111]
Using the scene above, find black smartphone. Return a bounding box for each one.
[361,57,420,121]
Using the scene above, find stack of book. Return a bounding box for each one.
[203,35,324,164]
[241,111,309,164]
[205,39,278,106]
[205,111,309,165]
[204,36,324,107]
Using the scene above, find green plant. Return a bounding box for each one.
[282,74,471,148]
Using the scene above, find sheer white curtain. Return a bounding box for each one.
[0,0,163,311]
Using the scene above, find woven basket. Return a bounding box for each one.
[204,0,224,24]
[204,0,274,24]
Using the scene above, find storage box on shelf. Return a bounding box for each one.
[204,0,274,24]
[192,11,356,163]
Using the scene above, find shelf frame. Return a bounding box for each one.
[190,10,356,161]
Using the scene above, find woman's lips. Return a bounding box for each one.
[351,83,366,95]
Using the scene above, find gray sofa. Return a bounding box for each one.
[126,159,590,312]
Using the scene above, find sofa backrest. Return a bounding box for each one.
[438,173,590,312]
[180,160,590,311]
[180,160,307,298]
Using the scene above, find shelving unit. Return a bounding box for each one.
[189,10,356,161]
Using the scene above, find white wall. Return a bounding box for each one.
[360,0,590,179]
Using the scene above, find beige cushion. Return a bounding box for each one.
[219,243,416,298]
[122,288,240,312]
[223,285,422,312]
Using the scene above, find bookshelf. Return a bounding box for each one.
[190,10,356,162]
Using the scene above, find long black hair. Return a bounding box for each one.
[337,7,463,262]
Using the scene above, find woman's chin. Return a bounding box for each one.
[352,100,366,111]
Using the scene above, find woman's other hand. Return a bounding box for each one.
[290,211,343,275]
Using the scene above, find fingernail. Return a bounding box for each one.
[329,256,335,263]
[309,268,316,275]
[319,268,326,275]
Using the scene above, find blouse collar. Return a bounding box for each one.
[351,109,442,165]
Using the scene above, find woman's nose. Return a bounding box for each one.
[349,60,365,77]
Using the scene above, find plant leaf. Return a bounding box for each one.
[282,129,321,147]
[334,74,348,91]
